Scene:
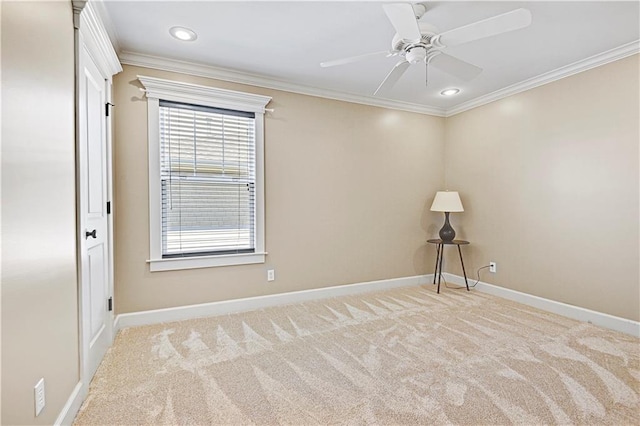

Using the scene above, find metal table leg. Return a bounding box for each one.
[437,243,445,294]
[457,245,470,291]
[433,242,441,284]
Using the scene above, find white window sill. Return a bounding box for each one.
[147,252,266,272]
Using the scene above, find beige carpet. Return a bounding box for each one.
[74,284,640,425]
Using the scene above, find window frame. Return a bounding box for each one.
[139,75,271,272]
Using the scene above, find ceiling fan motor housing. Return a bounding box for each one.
[391,21,439,65]
[391,22,439,51]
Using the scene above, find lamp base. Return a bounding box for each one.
[439,212,456,242]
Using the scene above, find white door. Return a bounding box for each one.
[79,44,112,381]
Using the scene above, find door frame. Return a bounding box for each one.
[73,0,122,393]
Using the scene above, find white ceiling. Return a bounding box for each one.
[99,1,640,115]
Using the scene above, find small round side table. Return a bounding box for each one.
[427,239,470,294]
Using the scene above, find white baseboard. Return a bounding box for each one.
[114,274,432,332]
[114,271,639,337]
[54,381,86,426]
[443,273,640,337]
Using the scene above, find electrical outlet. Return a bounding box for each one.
[267,269,275,281]
[34,378,45,416]
[489,262,497,273]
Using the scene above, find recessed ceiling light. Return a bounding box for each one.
[169,26,197,42]
[440,88,460,96]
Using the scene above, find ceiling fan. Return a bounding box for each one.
[320,3,532,95]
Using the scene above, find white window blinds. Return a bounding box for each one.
[159,100,256,258]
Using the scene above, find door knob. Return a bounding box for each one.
[85,229,97,239]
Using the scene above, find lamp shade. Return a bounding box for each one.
[430,191,464,212]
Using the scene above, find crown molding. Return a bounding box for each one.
[446,40,640,117]
[119,39,638,119]
[118,51,447,117]
[87,0,121,54]
[80,1,122,77]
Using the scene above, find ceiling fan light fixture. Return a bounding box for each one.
[441,88,460,96]
[405,46,426,64]
[169,26,197,41]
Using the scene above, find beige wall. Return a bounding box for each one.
[1,1,80,424]
[444,55,640,321]
[113,65,445,314]
[114,57,640,321]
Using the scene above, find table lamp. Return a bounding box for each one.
[430,191,464,242]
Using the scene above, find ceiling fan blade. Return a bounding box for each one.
[429,52,482,81]
[374,60,410,95]
[435,8,532,48]
[320,51,393,68]
[383,3,422,42]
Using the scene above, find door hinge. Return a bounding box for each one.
[105,102,114,117]
[106,201,111,214]
[108,297,113,312]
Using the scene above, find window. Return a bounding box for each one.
[139,76,271,271]
[160,101,256,257]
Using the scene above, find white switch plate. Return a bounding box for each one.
[34,378,45,416]
[267,269,275,281]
